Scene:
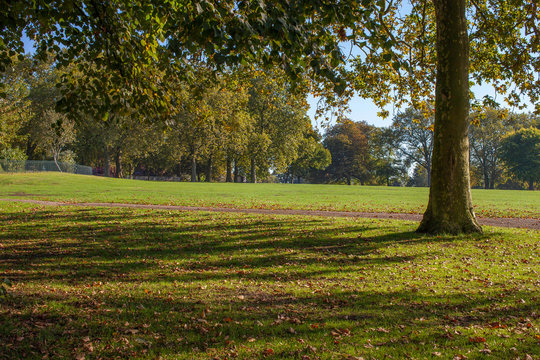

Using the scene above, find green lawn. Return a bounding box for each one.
[1,201,539,359]
[0,172,539,218]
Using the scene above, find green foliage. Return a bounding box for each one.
[0,56,32,151]
[286,131,331,182]
[323,120,372,185]
[469,109,535,189]
[500,127,540,190]
[391,108,434,185]
[0,147,27,161]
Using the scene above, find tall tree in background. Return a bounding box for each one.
[247,70,309,183]
[500,127,540,191]
[391,108,434,186]
[286,129,331,183]
[370,127,406,186]
[324,121,372,185]
[0,56,31,152]
[33,110,75,171]
[469,109,534,189]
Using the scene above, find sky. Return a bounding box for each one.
[307,83,529,132]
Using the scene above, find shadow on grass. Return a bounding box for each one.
[0,208,447,283]
[1,206,536,359]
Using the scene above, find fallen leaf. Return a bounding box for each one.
[469,337,486,343]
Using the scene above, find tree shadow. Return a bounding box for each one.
[1,206,532,359]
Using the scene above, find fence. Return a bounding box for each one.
[0,160,93,175]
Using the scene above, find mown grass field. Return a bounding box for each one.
[1,198,539,358]
[0,172,539,218]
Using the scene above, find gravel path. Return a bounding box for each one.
[1,198,538,230]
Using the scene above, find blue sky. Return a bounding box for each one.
[308,84,534,132]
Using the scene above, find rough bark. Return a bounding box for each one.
[226,158,232,182]
[250,157,257,183]
[191,154,197,182]
[234,163,239,183]
[417,0,482,234]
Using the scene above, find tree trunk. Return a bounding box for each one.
[177,156,182,177]
[234,163,239,183]
[426,164,431,187]
[290,172,294,184]
[347,176,351,185]
[191,154,197,182]
[226,158,233,182]
[104,148,111,177]
[114,151,123,178]
[52,150,62,172]
[418,0,482,234]
[206,156,212,182]
[528,180,534,190]
[250,157,257,183]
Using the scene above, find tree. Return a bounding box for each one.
[246,69,309,183]
[408,164,429,187]
[370,127,407,186]
[469,109,534,189]
[0,56,32,152]
[323,121,372,185]
[499,127,540,190]
[34,110,75,171]
[286,129,331,183]
[391,108,434,186]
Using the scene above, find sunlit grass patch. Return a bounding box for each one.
[1,172,539,218]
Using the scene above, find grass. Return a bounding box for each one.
[1,200,539,359]
[0,172,539,218]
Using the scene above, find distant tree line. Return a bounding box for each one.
[1,56,539,189]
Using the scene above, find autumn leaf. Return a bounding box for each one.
[468,337,486,343]
[263,348,274,356]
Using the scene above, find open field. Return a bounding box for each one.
[1,200,539,359]
[0,173,539,218]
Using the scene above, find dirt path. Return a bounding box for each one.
[1,198,538,230]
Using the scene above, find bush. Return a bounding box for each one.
[0,148,27,172]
